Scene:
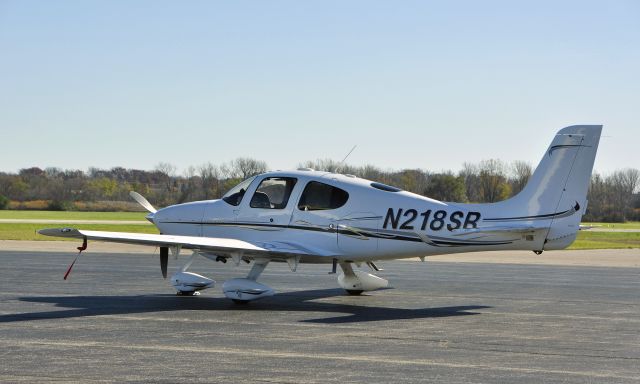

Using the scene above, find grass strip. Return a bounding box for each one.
[0,210,148,221]
[581,221,640,230]
[0,223,159,241]
[569,231,640,249]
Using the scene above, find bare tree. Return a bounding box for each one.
[585,173,609,221]
[178,166,199,203]
[617,168,640,194]
[153,162,177,205]
[298,159,341,173]
[359,164,384,181]
[477,159,511,203]
[198,162,221,200]
[609,168,640,221]
[459,162,481,202]
[393,169,429,194]
[155,162,176,177]
[510,160,532,195]
[227,158,268,180]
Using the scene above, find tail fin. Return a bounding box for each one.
[481,125,602,250]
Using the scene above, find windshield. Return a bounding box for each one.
[222,176,256,206]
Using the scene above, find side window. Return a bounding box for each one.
[298,181,349,211]
[250,177,297,209]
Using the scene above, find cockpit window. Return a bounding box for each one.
[250,177,297,209]
[371,182,402,192]
[298,181,349,211]
[222,176,256,206]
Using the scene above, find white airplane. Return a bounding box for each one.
[40,125,602,303]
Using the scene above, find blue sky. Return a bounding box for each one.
[1,1,638,175]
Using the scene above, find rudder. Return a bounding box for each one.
[475,125,602,250]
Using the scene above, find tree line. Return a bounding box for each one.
[0,157,638,222]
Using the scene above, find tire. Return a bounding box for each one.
[346,289,364,295]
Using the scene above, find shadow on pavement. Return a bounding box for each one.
[3,288,490,324]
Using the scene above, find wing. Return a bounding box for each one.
[38,228,333,262]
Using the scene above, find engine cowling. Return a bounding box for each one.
[222,278,275,302]
[171,271,215,293]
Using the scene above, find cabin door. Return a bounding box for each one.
[337,212,380,256]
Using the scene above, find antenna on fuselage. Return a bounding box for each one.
[334,145,357,174]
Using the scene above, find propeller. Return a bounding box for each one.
[129,191,157,213]
[129,192,165,278]
[160,247,168,278]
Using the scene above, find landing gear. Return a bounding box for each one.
[337,262,388,295]
[222,258,275,303]
[170,250,215,296]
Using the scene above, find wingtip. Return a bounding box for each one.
[38,228,83,238]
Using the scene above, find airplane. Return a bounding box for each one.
[39,125,602,303]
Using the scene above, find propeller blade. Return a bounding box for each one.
[129,191,157,213]
[63,254,80,280]
[160,247,168,278]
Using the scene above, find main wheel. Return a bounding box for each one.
[346,289,364,295]
[232,299,250,305]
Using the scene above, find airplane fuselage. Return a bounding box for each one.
[151,169,555,264]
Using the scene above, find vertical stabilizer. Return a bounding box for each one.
[477,125,602,250]
[540,125,602,249]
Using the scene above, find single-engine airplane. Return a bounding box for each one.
[40,125,602,303]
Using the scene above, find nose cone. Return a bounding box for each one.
[150,201,208,236]
[145,212,155,224]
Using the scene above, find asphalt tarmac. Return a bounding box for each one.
[1,247,638,383]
